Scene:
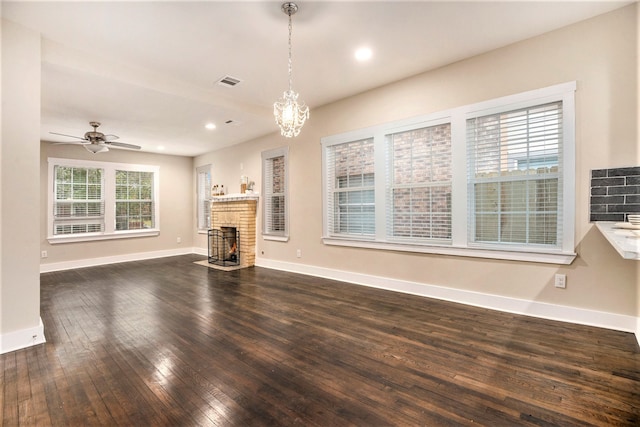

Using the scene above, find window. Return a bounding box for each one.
[467,102,562,247]
[53,165,104,235]
[196,164,212,232]
[326,138,375,237]
[115,170,155,231]
[322,82,576,264]
[387,123,452,242]
[262,147,289,240]
[48,158,160,243]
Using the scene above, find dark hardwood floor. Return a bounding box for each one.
[1,254,639,426]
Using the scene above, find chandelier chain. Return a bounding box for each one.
[287,11,293,91]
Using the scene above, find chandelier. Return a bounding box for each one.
[274,2,309,138]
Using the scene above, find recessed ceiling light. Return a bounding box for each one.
[355,47,373,62]
[157,146,165,151]
[205,123,216,130]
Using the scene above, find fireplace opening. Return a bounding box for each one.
[208,227,240,266]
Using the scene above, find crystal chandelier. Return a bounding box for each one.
[274,2,309,138]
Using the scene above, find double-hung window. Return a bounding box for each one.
[48,158,160,243]
[322,82,576,264]
[387,123,452,243]
[115,170,155,231]
[325,138,375,237]
[467,102,563,248]
[196,164,212,232]
[262,147,289,240]
[52,165,105,235]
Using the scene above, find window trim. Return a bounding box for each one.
[47,157,160,244]
[321,82,576,264]
[261,146,289,241]
[196,164,212,234]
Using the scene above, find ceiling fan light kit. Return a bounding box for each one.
[273,2,309,138]
[49,121,141,153]
[84,144,109,154]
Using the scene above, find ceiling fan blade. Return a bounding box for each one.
[49,132,88,141]
[102,134,120,141]
[52,141,88,145]
[108,141,141,150]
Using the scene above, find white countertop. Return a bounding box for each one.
[595,222,640,260]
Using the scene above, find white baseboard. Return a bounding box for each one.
[256,257,639,335]
[192,247,207,256]
[0,317,46,355]
[40,247,197,273]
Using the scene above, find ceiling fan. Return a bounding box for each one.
[50,121,141,153]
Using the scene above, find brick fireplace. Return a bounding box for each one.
[210,195,258,268]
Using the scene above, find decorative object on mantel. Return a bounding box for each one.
[211,184,226,196]
[273,2,309,138]
[240,175,248,193]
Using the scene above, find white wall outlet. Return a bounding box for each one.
[41,250,48,258]
[296,249,301,258]
[176,237,181,244]
[554,273,566,289]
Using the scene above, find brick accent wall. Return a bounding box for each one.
[211,198,257,268]
[590,167,640,222]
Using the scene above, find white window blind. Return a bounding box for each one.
[467,101,562,249]
[115,170,155,231]
[53,165,105,235]
[386,123,452,242]
[326,138,375,237]
[262,147,289,239]
[196,165,212,231]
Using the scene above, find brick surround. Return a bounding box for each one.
[211,196,258,268]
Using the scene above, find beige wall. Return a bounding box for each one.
[198,5,638,318]
[636,4,640,325]
[40,144,194,266]
[1,20,42,337]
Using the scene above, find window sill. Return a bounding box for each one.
[48,229,160,244]
[322,237,576,265]
[263,235,289,242]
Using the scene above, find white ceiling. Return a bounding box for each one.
[2,0,631,157]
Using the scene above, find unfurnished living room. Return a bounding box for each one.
[1,1,639,425]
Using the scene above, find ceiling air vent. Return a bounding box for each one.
[216,75,242,87]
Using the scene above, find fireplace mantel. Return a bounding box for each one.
[211,193,259,203]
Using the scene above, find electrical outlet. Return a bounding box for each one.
[41,250,48,258]
[554,273,566,289]
[296,249,301,258]
[176,237,181,244]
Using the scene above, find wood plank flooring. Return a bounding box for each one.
[2,254,639,426]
